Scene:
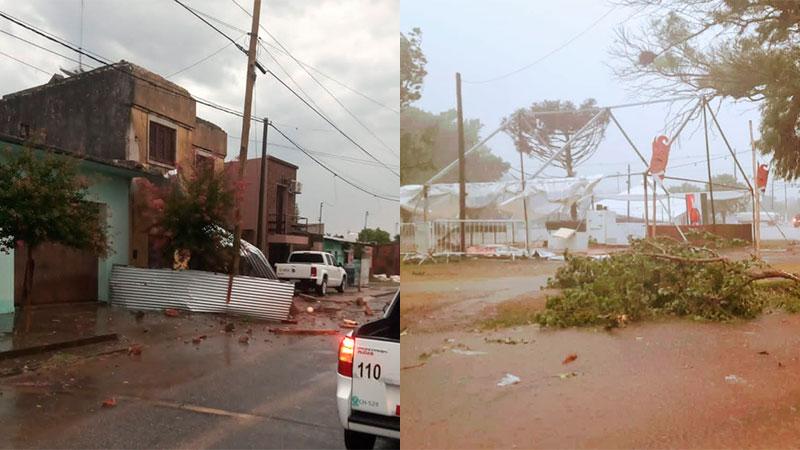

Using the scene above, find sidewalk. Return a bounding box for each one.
[0,284,397,374]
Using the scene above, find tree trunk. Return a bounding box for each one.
[565,145,578,221]
[22,243,36,333]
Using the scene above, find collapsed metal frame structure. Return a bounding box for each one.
[413,95,771,256]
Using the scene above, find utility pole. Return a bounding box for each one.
[456,72,466,254]
[626,164,631,220]
[750,120,760,258]
[226,0,262,304]
[702,97,716,228]
[364,210,369,230]
[256,117,269,251]
[318,201,324,223]
[516,116,530,256]
[784,180,788,221]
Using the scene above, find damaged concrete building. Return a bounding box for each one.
[0,61,228,311]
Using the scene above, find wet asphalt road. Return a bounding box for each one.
[0,328,399,449]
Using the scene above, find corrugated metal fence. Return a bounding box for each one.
[110,266,294,321]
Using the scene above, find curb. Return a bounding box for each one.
[0,333,119,361]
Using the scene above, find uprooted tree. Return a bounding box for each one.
[0,146,109,313]
[503,99,610,219]
[537,236,799,328]
[612,0,800,179]
[135,163,237,272]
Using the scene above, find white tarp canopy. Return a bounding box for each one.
[401,176,603,220]
[594,186,748,221]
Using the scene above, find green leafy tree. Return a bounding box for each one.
[401,107,510,185]
[0,147,109,310]
[503,99,609,219]
[612,1,800,179]
[710,173,749,223]
[401,27,427,109]
[358,227,392,244]
[670,182,703,193]
[137,164,236,272]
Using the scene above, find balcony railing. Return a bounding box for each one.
[268,213,309,235]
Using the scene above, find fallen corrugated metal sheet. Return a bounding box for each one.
[110,266,294,321]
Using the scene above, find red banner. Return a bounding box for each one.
[756,164,769,192]
[685,193,700,225]
[649,135,671,179]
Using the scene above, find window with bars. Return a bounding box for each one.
[149,121,176,166]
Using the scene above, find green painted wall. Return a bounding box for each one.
[0,250,13,314]
[324,240,345,265]
[0,141,135,309]
[84,169,130,302]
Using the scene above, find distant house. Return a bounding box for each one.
[323,236,356,266]
[225,156,322,267]
[0,61,228,312]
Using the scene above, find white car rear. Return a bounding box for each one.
[336,292,400,448]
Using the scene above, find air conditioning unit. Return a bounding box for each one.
[288,180,302,194]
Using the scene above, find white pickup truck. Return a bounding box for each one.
[336,292,400,449]
[275,251,346,296]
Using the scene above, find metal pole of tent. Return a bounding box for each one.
[702,97,717,229]
[653,177,657,237]
[750,120,760,258]
[644,173,649,237]
[609,110,689,241]
[516,115,531,257]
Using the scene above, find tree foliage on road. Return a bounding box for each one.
[538,236,798,328]
[0,146,109,307]
[612,0,800,179]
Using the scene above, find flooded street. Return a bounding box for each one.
[0,288,399,449]
[401,259,800,449]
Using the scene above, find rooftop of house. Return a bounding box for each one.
[1,60,190,101]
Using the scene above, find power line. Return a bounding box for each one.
[171,0,265,73]
[0,49,50,75]
[464,5,620,84]
[168,2,399,177]
[231,0,399,160]
[269,123,399,202]
[227,0,398,116]
[0,11,398,200]
[0,28,89,68]
[266,68,400,177]
[167,33,245,78]
[228,134,400,169]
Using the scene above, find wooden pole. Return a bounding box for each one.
[456,72,466,254]
[702,97,716,229]
[750,120,760,258]
[519,145,530,256]
[626,164,631,220]
[226,0,262,304]
[256,117,269,251]
[652,177,657,237]
[643,173,649,237]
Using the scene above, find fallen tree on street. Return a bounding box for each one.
[538,237,800,328]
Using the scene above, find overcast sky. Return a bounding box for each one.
[0,0,400,237]
[401,0,797,201]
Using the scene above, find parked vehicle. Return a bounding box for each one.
[275,251,346,296]
[336,292,400,449]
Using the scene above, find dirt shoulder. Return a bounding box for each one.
[401,255,800,449]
